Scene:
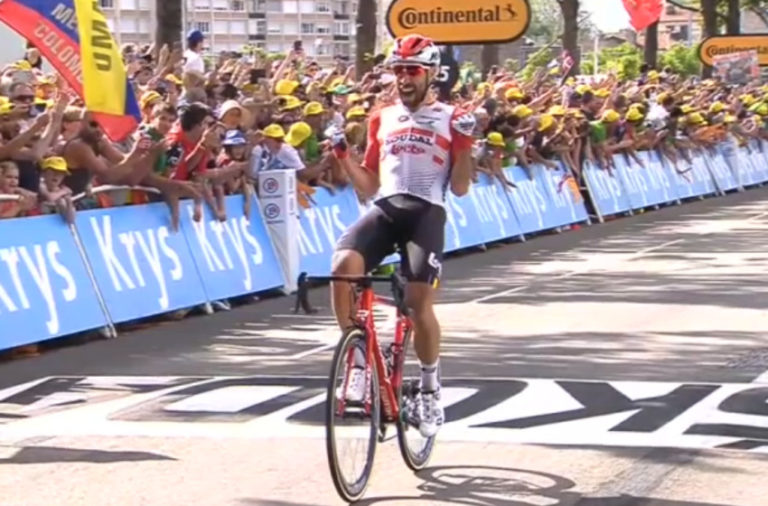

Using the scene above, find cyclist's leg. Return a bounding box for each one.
[331,203,397,329]
[399,202,446,436]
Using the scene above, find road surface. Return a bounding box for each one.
[2,190,768,505]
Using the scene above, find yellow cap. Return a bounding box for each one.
[165,73,183,85]
[626,108,644,122]
[486,132,506,147]
[687,112,706,125]
[567,108,585,119]
[275,79,300,96]
[656,92,670,105]
[741,94,757,106]
[40,156,70,174]
[680,104,695,114]
[548,105,567,117]
[303,101,325,116]
[575,84,592,95]
[724,114,738,124]
[346,93,362,104]
[280,95,304,111]
[284,121,313,147]
[13,60,31,71]
[647,70,660,81]
[601,109,620,123]
[346,106,367,120]
[505,88,524,100]
[512,104,533,119]
[538,114,556,132]
[757,104,768,116]
[709,101,725,114]
[140,90,161,110]
[0,103,14,116]
[262,123,286,139]
[594,88,611,98]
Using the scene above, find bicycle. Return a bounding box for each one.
[295,270,437,503]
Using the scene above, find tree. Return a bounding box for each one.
[481,45,500,77]
[580,43,644,79]
[528,0,564,43]
[645,22,659,68]
[521,46,554,81]
[558,0,581,73]
[156,0,182,49]
[355,0,377,75]
[659,43,702,76]
[727,0,741,33]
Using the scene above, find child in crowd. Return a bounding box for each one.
[218,129,253,218]
[0,160,37,218]
[38,156,75,224]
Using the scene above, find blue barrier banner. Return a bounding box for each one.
[536,163,589,226]
[76,203,208,324]
[503,166,551,234]
[582,160,632,217]
[298,186,361,275]
[738,145,763,186]
[662,156,699,201]
[638,151,679,205]
[718,139,748,188]
[613,154,667,209]
[0,214,108,349]
[181,195,284,301]
[690,151,719,196]
[746,141,768,184]
[703,149,739,193]
[469,173,523,243]
[444,187,491,252]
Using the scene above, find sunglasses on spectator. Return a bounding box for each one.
[392,65,426,77]
[13,95,34,102]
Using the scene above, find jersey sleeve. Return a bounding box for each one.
[449,107,476,159]
[362,109,382,174]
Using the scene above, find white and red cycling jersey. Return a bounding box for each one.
[363,100,474,207]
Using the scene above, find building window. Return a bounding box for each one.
[334,21,349,35]
[256,19,267,33]
[233,0,245,10]
[335,0,349,15]
[317,24,331,34]
[283,0,298,13]
[301,22,315,34]
[268,24,281,33]
[300,0,314,13]
[99,0,114,7]
[334,42,350,56]
[317,1,330,12]
[317,43,329,56]
[266,0,281,11]
[283,21,298,34]
[665,5,677,15]
[250,0,266,10]
[195,21,211,34]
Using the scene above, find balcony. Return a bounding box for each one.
[333,11,350,20]
[248,11,266,18]
[248,34,266,41]
[333,34,350,41]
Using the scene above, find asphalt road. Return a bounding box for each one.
[2,189,768,505]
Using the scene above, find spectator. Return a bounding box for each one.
[183,30,206,75]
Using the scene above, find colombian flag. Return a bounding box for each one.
[0,0,140,141]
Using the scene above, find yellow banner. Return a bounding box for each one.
[73,0,127,116]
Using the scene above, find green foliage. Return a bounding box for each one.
[527,0,562,43]
[521,46,554,81]
[504,58,520,73]
[660,43,702,76]
[580,43,643,80]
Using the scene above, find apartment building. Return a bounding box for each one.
[98,0,357,64]
[636,3,702,50]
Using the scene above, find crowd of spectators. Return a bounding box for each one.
[0,32,767,226]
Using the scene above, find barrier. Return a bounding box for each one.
[2,144,768,351]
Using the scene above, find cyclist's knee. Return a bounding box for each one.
[405,282,435,316]
[331,249,365,276]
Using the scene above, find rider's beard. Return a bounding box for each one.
[398,76,430,109]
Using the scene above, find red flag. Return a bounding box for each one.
[622,0,664,32]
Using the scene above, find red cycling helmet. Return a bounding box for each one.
[388,34,441,68]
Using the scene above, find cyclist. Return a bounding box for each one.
[329,34,475,437]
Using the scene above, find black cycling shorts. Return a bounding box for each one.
[335,194,446,284]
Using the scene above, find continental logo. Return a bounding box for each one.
[386,0,530,45]
[699,35,768,66]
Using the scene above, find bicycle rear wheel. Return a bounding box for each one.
[326,327,380,502]
[395,327,436,471]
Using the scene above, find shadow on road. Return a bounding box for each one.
[241,465,731,506]
[0,445,177,464]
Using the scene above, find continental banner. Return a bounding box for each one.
[386,0,531,45]
[699,34,768,67]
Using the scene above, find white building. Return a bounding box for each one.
[99,0,357,63]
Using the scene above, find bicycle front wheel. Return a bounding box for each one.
[326,327,380,502]
[395,327,436,471]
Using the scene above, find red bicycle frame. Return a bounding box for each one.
[337,285,413,422]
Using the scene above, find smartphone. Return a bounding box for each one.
[249,68,266,84]
[293,40,303,53]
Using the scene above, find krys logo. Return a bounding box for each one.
[387,0,530,45]
[699,35,768,66]
[263,177,279,194]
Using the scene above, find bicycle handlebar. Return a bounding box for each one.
[294,271,410,317]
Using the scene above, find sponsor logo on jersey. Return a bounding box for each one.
[386,133,434,146]
[391,144,427,155]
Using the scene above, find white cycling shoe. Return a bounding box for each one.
[338,367,366,404]
[419,389,444,438]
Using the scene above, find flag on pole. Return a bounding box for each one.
[621,0,664,32]
[0,0,140,141]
